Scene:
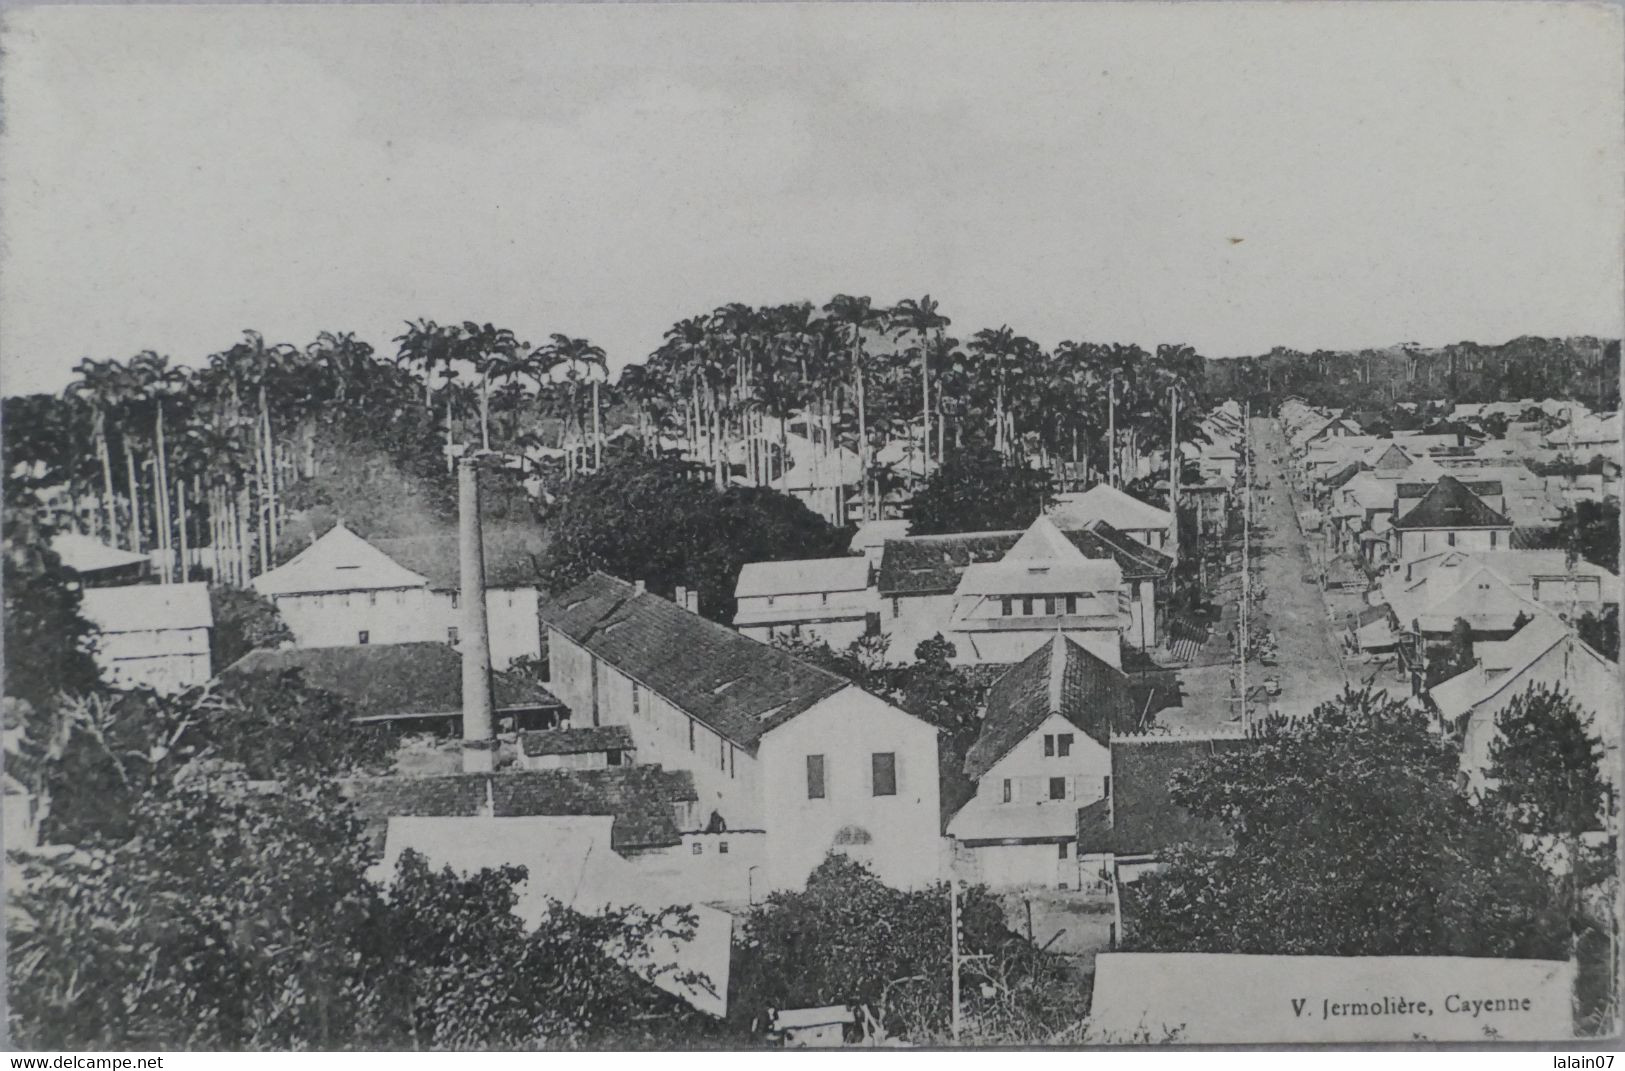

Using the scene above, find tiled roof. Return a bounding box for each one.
[519,724,634,757]
[1391,476,1511,531]
[1074,520,1173,579]
[372,527,547,590]
[220,642,559,720]
[876,532,1022,596]
[345,765,698,851]
[964,635,1136,779]
[1511,525,1563,550]
[537,573,847,748]
[1076,736,1251,857]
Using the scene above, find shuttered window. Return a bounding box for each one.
[872,752,897,797]
[806,754,826,799]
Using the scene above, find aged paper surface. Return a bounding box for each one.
[2,1,1621,1050]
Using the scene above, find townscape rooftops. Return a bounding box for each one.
[876,519,1168,596]
[79,581,213,633]
[1076,736,1251,857]
[220,642,559,720]
[964,634,1137,779]
[1391,476,1512,530]
[1048,484,1173,532]
[518,724,635,757]
[735,556,871,598]
[345,764,698,851]
[538,573,848,748]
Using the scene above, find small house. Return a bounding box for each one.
[733,556,876,649]
[79,582,213,693]
[517,725,635,771]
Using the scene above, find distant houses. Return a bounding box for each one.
[733,556,876,649]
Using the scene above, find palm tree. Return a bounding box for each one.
[821,294,885,520]
[537,334,609,477]
[66,358,123,548]
[129,352,189,582]
[888,296,950,481]
[458,322,523,451]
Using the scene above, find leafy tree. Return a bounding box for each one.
[209,585,294,669]
[1576,606,1619,661]
[1426,616,1476,687]
[898,635,982,758]
[1122,685,1569,960]
[908,446,1055,535]
[540,454,848,622]
[1484,684,1610,838]
[729,854,1074,1043]
[199,670,393,781]
[2,482,101,711]
[1557,500,1621,573]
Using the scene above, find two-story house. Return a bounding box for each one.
[1388,476,1514,563]
[538,573,945,892]
[80,582,213,693]
[733,557,876,649]
[948,634,1136,889]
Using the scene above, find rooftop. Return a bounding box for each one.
[80,582,213,633]
[345,764,699,852]
[735,556,871,598]
[538,573,849,748]
[371,526,548,590]
[1048,484,1173,532]
[964,634,1136,779]
[519,724,634,757]
[219,642,559,720]
[1391,476,1512,531]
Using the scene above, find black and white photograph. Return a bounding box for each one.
[1,0,1621,1052]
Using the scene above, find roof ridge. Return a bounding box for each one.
[1047,633,1068,714]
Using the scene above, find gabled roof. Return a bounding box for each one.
[519,724,634,757]
[964,635,1136,779]
[219,642,558,720]
[1004,514,1091,564]
[1391,476,1512,531]
[1075,735,1251,857]
[371,527,547,590]
[253,523,428,597]
[1049,484,1173,532]
[1430,616,1612,723]
[735,556,870,598]
[80,582,212,633]
[538,573,848,748]
[345,765,698,851]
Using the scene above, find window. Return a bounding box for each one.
[688,718,695,751]
[632,684,641,716]
[1057,733,1074,758]
[358,631,370,645]
[872,752,897,796]
[1103,775,1111,800]
[891,597,901,618]
[1058,842,1070,859]
[1043,734,1055,757]
[692,843,703,855]
[821,592,828,605]
[1001,597,1013,617]
[719,840,730,854]
[368,591,377,607]
[447,627,459,645]
[767,595,776,607]
[1446,532,1456,547]
[1049,777,1066,801]
[607,749,623,766]
[450,591,459,609]
[719,740,727,771]
[1064,595,1077,615]
[806,754,826,799]
[1044,596,1056,615]
[1022,597,1035,616]
[730,746,735,779]
[1002,778,1012,804]
[1490,531,1498,549]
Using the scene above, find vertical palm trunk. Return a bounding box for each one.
[154,402,172,582]
[480,369,491,451]
[122,437,144,554]
[177,476,190,584]
[920,335,932,481]
[855,354,869,522]
[237,483,254,583]
[95,414,119,548]
[592,379,601,470]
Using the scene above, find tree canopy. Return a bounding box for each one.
[908,446,1056,536]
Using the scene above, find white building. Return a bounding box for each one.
[1431,616,1622,797]
[539,573,945,893]
[948,634,1136,889]
[1388,476,1514,562]
[733,557,876,649]
[79,582,213,693]
[251,523,542,669]
[1048,485,1174,552]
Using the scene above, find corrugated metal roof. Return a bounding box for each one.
[735,556,870,598]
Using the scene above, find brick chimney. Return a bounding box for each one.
[458,457,496,773]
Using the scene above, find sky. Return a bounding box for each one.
[2,2,1622,396]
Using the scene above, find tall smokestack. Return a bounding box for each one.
[459,457,495,773]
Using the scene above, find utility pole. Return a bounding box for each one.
[948,876,991,1043]
[1108,373,1118,487]
[1169,386,1181,567]
[1239,402,1250,731]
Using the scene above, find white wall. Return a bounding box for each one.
[979,713,1111,811]
[1396,528,1506,561]
[95,627,211,693]
[959,627,1121,668]
[757,686,944,892]
[959,841,1077,890]
[275,587,540,668]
